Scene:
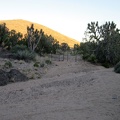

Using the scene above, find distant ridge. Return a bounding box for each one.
[0,19,80,47]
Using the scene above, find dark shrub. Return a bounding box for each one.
[87,54,97,63]
[114,61,120,73]
[11,44,28,53]
[34,62,40,67]
[4,61,12,68]
[11,44,36,61]
[45,59,52,64]
[13,50,36,61]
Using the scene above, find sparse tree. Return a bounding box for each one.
[60,43,69,61]
[80,21,120,66]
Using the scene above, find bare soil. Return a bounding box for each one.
[0,55,120,120]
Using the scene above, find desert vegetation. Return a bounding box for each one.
[0,20,120,120]
[73,21,120,72]
[0,19,79,47]
[0,22,75,85]
[0,20,120,75]
[0,22,72,60]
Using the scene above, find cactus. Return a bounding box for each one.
[27,24,44,52]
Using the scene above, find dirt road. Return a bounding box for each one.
[0,59,120,120]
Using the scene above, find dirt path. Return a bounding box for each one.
[0,58,120,120]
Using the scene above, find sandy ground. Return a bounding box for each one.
[0,56,120,120]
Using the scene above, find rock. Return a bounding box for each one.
[8,69,28,83]
[112,94,117,99]
[0,69,28,86]
[57,74,60,77]
[0,69,9,86]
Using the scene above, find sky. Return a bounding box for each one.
[0,0,120,42]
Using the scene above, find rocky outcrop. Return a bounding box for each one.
[8,69,28,82]
[0,69,9,86]
[0,69,28,86]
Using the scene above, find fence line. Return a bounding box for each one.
[47,53,82,62]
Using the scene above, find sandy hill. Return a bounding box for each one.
[0,19,80,47]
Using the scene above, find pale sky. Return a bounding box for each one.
[0,0,120,42]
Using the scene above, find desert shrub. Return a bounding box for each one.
[114,61,120,73]
[40,63,45,67]
[11,44,28,53]
[34,62,40,67]
[102,62,111,68]
[114,67,120,73]
[87,54,97,63]
[11,44,36,61]
[45,59,52,64]
[29,74,34,79]
[82,53,90,60]
[13,50,36,61]
[4,61,12,68]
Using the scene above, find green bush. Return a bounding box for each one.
[87,54,97,63]
[11,44,28,53]
[13,50,36,61]
[45,59,52,64]
[34,62,40,67]
[11,44,36,61]
[102,62,111,68]
[114,61,120,73]
[82,53,90,60]
[4,61,12,68]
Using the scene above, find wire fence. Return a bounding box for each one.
[47,53,82,62]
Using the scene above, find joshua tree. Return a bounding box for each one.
[27,24,43,52]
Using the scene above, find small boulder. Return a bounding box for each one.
[8,69,28,83]
[0,69,9,86]
[0,69,28,86]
